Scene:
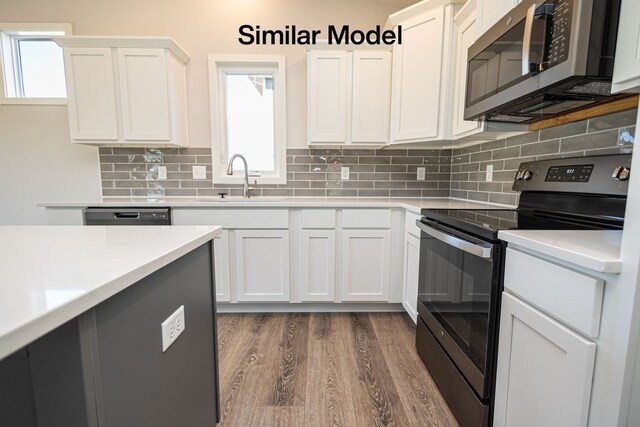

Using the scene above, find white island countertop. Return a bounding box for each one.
[498,230,623,274]
[0,225,222,361]
[38,197,511,213]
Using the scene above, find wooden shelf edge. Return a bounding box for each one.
[528,95,639,131]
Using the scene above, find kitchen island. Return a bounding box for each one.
[0,225,222,427]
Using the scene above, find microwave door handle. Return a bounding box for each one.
[522,4,538,76]
[416,221,493,259]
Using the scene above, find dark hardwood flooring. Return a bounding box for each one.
[216,312,459,427]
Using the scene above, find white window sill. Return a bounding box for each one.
[0,98,67,106]
[214,175,286,185]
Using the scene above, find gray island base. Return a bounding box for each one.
[0,242,220,427]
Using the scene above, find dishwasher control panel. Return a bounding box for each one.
[84,208,172,226]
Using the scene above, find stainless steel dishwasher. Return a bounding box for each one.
[84,208,171,225]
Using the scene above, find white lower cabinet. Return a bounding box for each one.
[299,230,337,302]
[341,230,391,301]
[234,230,290,302]
[402,233,420,323]
[494,293,596,427]
[213,230,231,302]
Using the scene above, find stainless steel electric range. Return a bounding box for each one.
[415,154,631,427]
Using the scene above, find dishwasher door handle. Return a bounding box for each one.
[416,221,493,259]
[114,212,140,219]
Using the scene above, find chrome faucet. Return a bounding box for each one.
[226,154,254,198]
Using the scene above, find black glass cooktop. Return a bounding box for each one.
[422,208,623,241]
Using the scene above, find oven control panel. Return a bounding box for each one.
[513,154,631,196]
[544,164,593,182]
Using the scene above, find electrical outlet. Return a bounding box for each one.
[341,166,350,180]
[192,165,207,180]
[161,305,185,352]
[417,167,426,181]
[486,164,494,182]
[157,166,167,180]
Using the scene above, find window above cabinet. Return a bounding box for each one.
[0,23,72,105]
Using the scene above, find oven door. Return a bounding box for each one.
[416,219,503,399]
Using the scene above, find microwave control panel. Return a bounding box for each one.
[548,0,572,66]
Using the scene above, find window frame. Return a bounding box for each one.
[0,23,72,105]
[208,54,287,185]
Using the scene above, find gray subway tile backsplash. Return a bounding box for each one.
[98,109,636,201]
[450,109,635,206]
[98,146,454,198]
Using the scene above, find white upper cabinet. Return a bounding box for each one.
[388,0,462,144]
[307,48,391,145]
[117,48,171,141]
[54,37,189,146]
[612,0,640,93]
[475,0,520,38]
[307,50,350,143]
[63,47,119,141]
[451,0,483,139]
[351,51,392,143]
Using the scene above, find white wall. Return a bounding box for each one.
[0,0,415,223]
[0,106,101,224]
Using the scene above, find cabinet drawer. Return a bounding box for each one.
[405,212,421,238]
[301,209,336,229]
[172,209,288,229]
[342,209,391,229]
[504,248,604,338]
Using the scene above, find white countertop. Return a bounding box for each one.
[0,225,222,361]
[498,230,623,274]
[38,197,512,214]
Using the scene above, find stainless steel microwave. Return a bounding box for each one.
[464,0,622,123]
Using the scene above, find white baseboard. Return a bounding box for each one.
[216,302,405,313]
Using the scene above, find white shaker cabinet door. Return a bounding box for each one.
[234,230,290,302]
[299,230,336,302]
[307,50,350,143]
[452,1,483,138]
[390,10,445,143]
[612,0,640,93]
[63,47,119,141]
[341,230,391,302]
[213,230,231,302]
[402,233,420,323]
[476,0,519,38]
[494,293,596,427]
[351,51,392,143]
[117,48,171,141]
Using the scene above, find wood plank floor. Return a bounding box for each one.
[216,312,459,427]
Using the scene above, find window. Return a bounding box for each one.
[208,55,287,184]
[0,23,72,104]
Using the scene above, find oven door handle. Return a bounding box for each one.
[522,3,538,76]
[417,221,493,259]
